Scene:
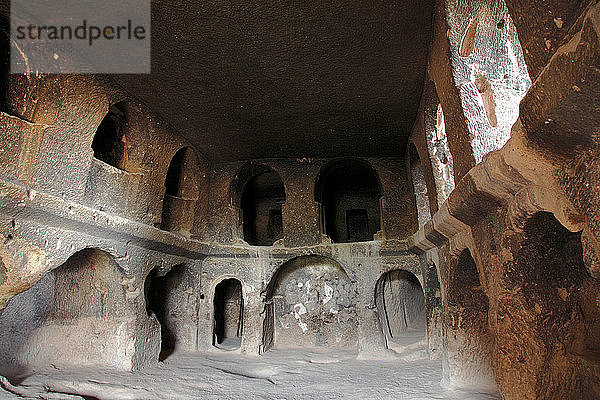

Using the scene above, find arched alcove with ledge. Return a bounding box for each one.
[160,146,201,235]
[315,158,382,243]
[449,249,487,311]
[375,269,426,352]
[232,162,286,246]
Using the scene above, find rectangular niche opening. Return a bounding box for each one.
[346,209,369,242]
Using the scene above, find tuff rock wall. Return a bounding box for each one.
[0,1,599,399]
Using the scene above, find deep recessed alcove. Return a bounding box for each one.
[315,159,382,243]
[376,269,426,349]
[213,278,244,350]
[92,103,127,170]
[240,169,285,246]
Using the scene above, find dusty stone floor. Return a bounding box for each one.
[0,342,500,400]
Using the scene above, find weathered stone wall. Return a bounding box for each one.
[428,0,531,182]
[2,75,210,230]
[192,242,425,357]
[1,2,598,399]
[410,115,600,398]
[0,69,432,376]
[270,257,358,349]
[202,157,416,247]
[0,74,209,373]
[407,5,600,394]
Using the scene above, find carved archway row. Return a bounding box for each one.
[408,128,600,392]
[408,130,597,279]
[229,158,384,246]
[0,245,197,374]
[201,255,428,356]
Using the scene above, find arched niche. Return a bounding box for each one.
[160,147,200,235]
[408,144,431,229]
[0,248,159,375]
[145,264,194,360]
[49,249,127,320]
[232,162,286,246]
[213,278,244,350]
[375,270,426,350]
[315,158,382,243]
[91,102,128,170]
[262,256,358,353]
[449,249,487,312]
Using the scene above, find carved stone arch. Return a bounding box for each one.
[314,158,383,243]
[261,255,358,353]
[230,161,286,246]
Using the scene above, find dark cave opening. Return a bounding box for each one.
[91,103,127,170]
[315,159,382,243]
[213,278,243,350]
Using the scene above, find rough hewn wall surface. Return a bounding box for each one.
[0,72,431,375]
[412,106,600,400]
[409,4,600,393]
[270,257,358,349]
[0,0,599,398]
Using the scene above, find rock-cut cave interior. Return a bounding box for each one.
[0,0,600,399]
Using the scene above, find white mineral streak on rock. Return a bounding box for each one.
[293,303,308,332]
[506,41,520,80]
[323,282,333,304]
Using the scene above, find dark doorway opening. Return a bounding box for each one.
[346,209,369,242]
[315,159,382,243]
[213,278,243,350]
[145,266,187,361]
[241,170,285,246]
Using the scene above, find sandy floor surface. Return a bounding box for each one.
[0,340,500,400]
